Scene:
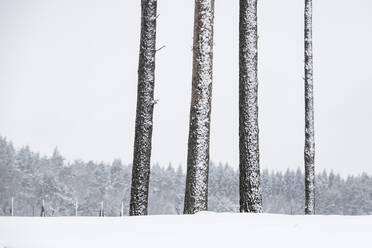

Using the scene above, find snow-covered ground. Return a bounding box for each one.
[0,212,370,248]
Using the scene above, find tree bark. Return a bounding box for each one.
[239,0,263,213]
[304,0,315,215]
[129,0,157,216]
[184,0,215,214]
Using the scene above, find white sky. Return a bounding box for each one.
[1,0,372,175]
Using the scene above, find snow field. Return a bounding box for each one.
[0,212,371,248]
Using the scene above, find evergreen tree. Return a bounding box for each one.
[14,146,40,215]
[35,174,73,216]
[174,165,185,214]
[239,0,263,213]
[304,0,315,215]
[130,0,158,216]
[0,137,17,214]
[184,0,215,215]
[1,136,372,216]
[108,159,129,216]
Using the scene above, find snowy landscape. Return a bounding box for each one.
[1,0,372,247]
[1,137,372,216]
[1,213,371,248]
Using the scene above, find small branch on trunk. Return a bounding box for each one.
[156,45,166,53]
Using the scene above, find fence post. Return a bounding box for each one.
[75,200,78,217]
[99,201,104,217]
[120,201,124,217]
[40,199,45,217]
[10,197,14,216]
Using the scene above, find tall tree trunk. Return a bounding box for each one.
[129,0,157,216]
[304,0,315,215]
[239,0,263,213]
[184,0,215,214]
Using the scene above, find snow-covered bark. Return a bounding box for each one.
[130,0,157,216]
[184,0,215,214]
[304,0,315,215]
[239,0,263,213]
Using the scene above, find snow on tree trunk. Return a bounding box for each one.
[239,0,263,213]
[304,0,315,215]
[129,0,158,216]
[184,0,215,214]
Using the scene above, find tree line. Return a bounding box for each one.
[130,0,315,215]
[0,137,371,216]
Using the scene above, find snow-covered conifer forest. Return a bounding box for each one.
[0,137,371,216]
[1,0,372,246]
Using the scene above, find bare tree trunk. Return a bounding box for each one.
[40,199,45,217]
[129,0,158,216]
[239,0,263,213]
[304,0,315,215]
[184,0,215,214]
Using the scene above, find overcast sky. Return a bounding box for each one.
[1,0,372,175]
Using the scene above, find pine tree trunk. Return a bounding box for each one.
[129,0,158,216]
[184,0,215,214]
[239,0,263,213]
[304,0,315,215]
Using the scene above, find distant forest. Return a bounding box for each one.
[0,136,371,216]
